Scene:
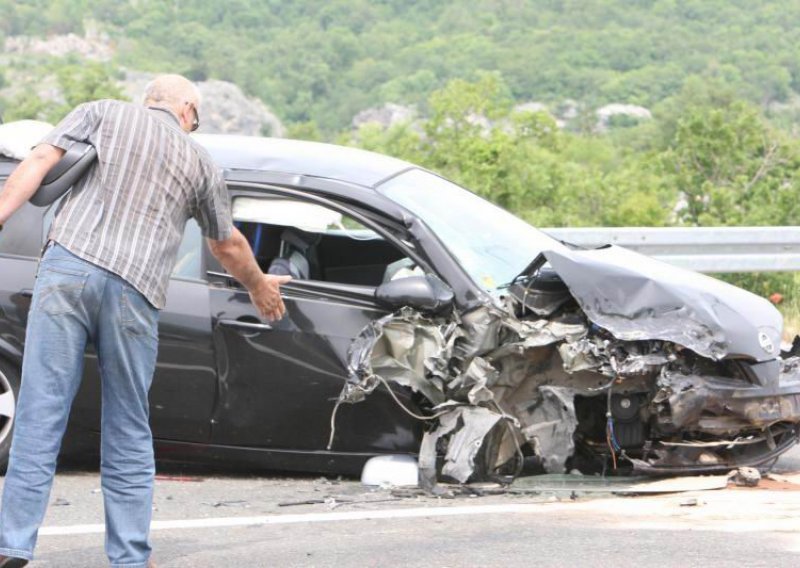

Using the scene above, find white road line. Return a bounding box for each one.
[40,503,554,536]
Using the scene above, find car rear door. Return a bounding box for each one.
[1,175,219,445]
[66,219,219,443]
[0,196,43,363]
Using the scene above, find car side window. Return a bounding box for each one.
[231,196,418,287]
[172,218,203,280]
[0,183,44,258]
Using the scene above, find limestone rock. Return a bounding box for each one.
[4,26,113,61]
[513,102,549,114]
[121,72,285,137]
[352,103,417,129]
[596,103,652,130]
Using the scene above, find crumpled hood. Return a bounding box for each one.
[536,245,782,362]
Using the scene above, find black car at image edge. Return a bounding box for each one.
[1,133,799,481]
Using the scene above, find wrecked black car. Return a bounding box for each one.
[1,133,799,483]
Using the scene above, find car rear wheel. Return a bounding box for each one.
[0,359,20,473]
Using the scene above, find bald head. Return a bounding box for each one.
[143,74,201,132]
[144,74,201,108]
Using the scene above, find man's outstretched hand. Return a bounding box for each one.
[249,273,292,321]
[208,228,293,322]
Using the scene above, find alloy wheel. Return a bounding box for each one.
[0,368,16,446]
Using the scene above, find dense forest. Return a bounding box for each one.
[1,1,799,320]
[3,0,800,131]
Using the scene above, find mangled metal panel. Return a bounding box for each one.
[521,386,578,473]
[541,246,782,362]
[419,406,503,484]
[342,307,449,406]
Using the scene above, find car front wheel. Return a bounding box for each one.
[0,359,20,473]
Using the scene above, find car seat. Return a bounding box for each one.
[267,227,321,280]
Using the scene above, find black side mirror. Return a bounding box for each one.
[375,274,454,315]
[30,142,97,207]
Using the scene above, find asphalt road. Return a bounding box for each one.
[3,445,800,567]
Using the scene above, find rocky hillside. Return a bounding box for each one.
[121,71,284,137]
[1,30,284,136]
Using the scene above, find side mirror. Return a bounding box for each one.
[30,142,97,207]
[375,274,454,315]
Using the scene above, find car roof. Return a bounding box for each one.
[0,134,417,191]
[193,134,413,189]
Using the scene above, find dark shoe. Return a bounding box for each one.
[0,554,29,567]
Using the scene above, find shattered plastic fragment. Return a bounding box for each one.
[520,387,579,473]
[419,406,503,484]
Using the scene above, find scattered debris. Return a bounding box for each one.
[766,472,800,485]
[729,467,761,487]
[52,497,71,507]
[155,474,205,482]
[278,496,403,509]
[278,499,328,507]
[510,474,729,495]
[202,500,249,508]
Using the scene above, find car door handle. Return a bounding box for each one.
[218,318,273,332]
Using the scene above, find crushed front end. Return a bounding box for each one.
[332,245,800,486]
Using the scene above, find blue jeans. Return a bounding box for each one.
[0,243,159,567]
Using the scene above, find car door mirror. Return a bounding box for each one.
[30,142,97,207]
[375,274,454,314]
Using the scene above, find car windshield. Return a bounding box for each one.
[378,168,562,291]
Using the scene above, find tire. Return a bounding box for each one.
[0,359,21,474]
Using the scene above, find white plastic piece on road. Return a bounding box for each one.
[0,120,54,160]
[360,455,419,487]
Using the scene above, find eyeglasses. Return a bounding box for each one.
[187,102,200,132]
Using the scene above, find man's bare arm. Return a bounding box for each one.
[207,227,291,321]
[0,144,64,226]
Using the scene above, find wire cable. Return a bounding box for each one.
[375,375,454,422]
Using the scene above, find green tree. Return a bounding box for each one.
[49,62,128,122]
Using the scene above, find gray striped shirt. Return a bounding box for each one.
[40,99,233,309]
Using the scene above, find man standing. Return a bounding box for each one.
[0,75,290,567]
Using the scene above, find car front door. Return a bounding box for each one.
[206,187,424,455]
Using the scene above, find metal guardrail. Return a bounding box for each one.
[541,226,800,273]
